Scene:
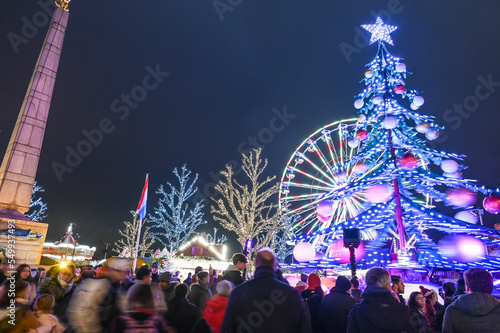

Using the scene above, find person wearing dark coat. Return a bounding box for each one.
[347,267,420,333]
[350,277,362,303]
[36,263,77,324]
[451,278,466,299]
[301,273,324,333]
[165,283,201,333]
[320,275,356,333]
[407,291,432,333]
[442,268,500,333]
[189,271,212,313]
[221,253,247,287]
[151,262,160,283]
[220,248,312,333]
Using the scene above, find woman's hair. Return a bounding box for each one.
[127,284,154,311]
[14,264,35,284]
[408,291,424,311]
[47,263,76,280]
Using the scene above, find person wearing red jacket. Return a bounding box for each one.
[203,280,234,333]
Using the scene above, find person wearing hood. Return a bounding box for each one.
[301,273,324,333]
[320,275,356,333]
[221,253,247,286]
[347,267,421,333]
[36,263,77,325]
[203,280,234,333]
[442,268,500,333]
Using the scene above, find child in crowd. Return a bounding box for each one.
[30,294,66,333]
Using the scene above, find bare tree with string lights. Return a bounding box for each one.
[25,181,48,222]
[113,211,155,257]
[211,148,283,260]
[148,165,207,259]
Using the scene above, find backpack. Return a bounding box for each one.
[302,293,320,316]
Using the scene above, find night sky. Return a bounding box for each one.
[1,1,500,258]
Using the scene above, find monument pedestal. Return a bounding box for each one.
[0,217,48,266]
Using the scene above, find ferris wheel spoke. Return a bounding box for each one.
[313,141,336,178]
[290,211,317,232]
[292,167,336,188]
[287,181,334,192]
[300,153,337,184]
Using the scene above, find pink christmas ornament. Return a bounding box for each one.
[398,152,418,170]
[293,242,315,262]
[483,194,500,214]
[446,187,477,207]
[364,184,393,203]
[356,129,368,140]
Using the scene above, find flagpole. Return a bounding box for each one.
[133,174,149,273]
[133,216,143,273]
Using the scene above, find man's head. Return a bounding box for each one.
[216,280,235,298]
[197,271,209,284]
[81,265,94,278]
[464,268,493,294]
[334,276,352,293]
[366,267,391,289]
[136,266,152,284]
[350,277,359,289]
[194,266,203,275]
[391,275,405,294]
[159,271,172,290]
[38,268,47,279]
[255,248,277,271]
[443,282,456,298]
[151,262,159,274]
[232,253,248,271]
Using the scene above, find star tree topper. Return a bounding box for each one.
[361,17,398,45]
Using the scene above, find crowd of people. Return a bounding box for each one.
[0,249,498,333]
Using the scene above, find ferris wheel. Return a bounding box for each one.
[279,118,385,245]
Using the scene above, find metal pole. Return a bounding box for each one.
[133,217,143,273]
[349,245,357,278]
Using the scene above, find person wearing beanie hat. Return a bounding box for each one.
[419,285,439,331]
[295,280,307,293]
[435,282,457,331]
[151,262,159,283]
[334,276,352,292]
[452,278,466,299]
[320,276,356,333]
[159,272,176,302]
[300,273,324,332]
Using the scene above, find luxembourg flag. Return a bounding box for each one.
[136,174,148,220]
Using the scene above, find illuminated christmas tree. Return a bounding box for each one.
[288,17,500,271]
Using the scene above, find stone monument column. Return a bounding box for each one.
[0,1,71,265]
